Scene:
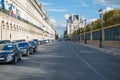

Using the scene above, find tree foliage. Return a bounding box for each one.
[92,19,101,30]
[86,24,91,32]
[103,9,120,26]
[67,9,120,38]
[80,27,84,33]
[72,28,80,36]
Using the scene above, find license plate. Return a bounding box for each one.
[0,58,4,60]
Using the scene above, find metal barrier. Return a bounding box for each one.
[71,25,120,41]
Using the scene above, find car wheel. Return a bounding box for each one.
[34,48,36,53]
[12,56,18,64]
[26,50,30,56]
[35,49,37,53]
[31,49,34,54]
[19,53,22,60]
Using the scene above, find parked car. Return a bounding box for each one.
[33,39,39,45]
[0,43,22,63]
[12,39,26,43]
[17,42,33,56]
[0,40,11,44]
[28,41,38,53]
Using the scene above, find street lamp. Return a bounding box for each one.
[10,33,11,41]
[1,25,2,40]
[26,36,28,41]
[84,19,87,44]
[90,23,93,41]
[98,8,104,48]
[1,21,4,40]
[79,27,81,43]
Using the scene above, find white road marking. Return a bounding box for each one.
[66,43,106,80]
[76,54,106,80]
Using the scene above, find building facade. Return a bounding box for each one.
[66,14,80,35]
[0,0,56,41]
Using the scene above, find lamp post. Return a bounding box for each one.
[1,21,4,40]
[84,19,87,44]
[90,23,93,41]
[26,36,28,41]
[1,28,2,40]
[10,33,11,41]
[79,28,81,43]
[99,8,104,48]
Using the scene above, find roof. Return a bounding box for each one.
[67,15,79,23]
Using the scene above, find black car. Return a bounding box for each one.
[28,41,38,53]
[33,39,39,45]
[12,39,26,43]
[0,43,22,63]
[0,40,11,44]
[17,42,33,56]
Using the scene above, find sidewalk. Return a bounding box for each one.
[79,43,120,57]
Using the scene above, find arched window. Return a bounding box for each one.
[19,26,21,31]
[6,22,9,30]
[14,24,16,31]
[2,21,5,29]
[17,25,19,31]
[10,23,13,30]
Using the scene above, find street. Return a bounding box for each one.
[0,41,120,80]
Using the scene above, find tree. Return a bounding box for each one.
[103,9,120,26]
[86,24,91,32]
[92,19,101,30]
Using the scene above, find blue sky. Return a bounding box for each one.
[39,0,120,36]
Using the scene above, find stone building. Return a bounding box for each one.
[0,0,56,41]
[66,14,80,35]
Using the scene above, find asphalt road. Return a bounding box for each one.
[0,41,120,80]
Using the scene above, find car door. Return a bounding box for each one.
[14,45,20,59]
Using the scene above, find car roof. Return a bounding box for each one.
[6,43,16,45]
[17,42,28,44]
[0,43,16,46]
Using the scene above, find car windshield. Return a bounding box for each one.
[18,43,28,47]
[29,42,35,46]
[0,45,14,51]
[0,45,4,50]
[0,41,4,44]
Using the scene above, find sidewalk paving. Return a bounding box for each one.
[79,43,120,57]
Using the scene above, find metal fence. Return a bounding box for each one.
[92,30,101,40]
[71,25,120,41]
[104,26,120,41]
[86,33,91,40]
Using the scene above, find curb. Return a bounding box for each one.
[75,42,120,57]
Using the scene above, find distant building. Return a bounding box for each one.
[65,14,80,35]
[64,29,67,37]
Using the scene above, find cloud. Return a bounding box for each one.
[50,18,65,36]
[55,21,66,28]
[103,7,113,12]
[90,18,97,22]
[47,9,67,12]
[87,18,97,24]
[79,1,89,7]
[93,0,120,8]
[50,18,66,28]
[75,1,89,7]
[40,2,53,6]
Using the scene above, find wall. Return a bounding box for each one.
[0,13,44,41]
[71,24,120,48]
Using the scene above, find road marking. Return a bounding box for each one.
[77,54,106,80]
[66,42,106,80]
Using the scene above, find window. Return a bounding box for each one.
[10,23,13,30]
[6,22,8,29]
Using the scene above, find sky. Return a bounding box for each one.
[39,0,120,36]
